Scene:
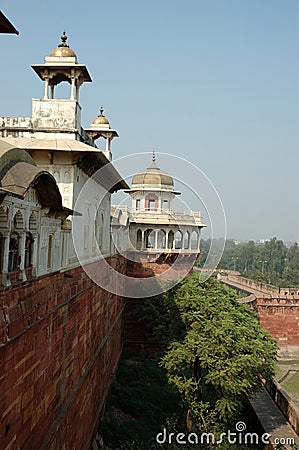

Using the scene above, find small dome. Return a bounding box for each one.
[49,32,77,58]
[50,46,77,58]
[91,106,110,126]
[92,116,109,125]
[131,152,174,191]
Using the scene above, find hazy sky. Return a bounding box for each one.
[1,0,298,242]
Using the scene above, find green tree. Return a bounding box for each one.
[283,242,299,286]
[148,275,278,434]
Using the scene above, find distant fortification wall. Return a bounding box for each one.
[223,274,299,346]
[227,274,299,297]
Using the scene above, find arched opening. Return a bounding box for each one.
[136,229,142,250]
[28,212,38,274]
[9,211,24,273]
[25,232,34,269]
[51,81,72,100]
[145,194,158,211]
[135,199,141,211]
[191,231,199,249]
[8,232,19,272]
[168,230,174,249]
[145,229,154,248]
[157,229,166,249]
[184,231,190,249]
[174,230,183,249]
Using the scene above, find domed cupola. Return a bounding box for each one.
[129,152,178,193]
[86,106,119,161]
[31,32,92,101]
[126,152,180,213]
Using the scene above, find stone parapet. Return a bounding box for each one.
[266,380,299,437]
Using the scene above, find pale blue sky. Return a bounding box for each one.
[1,0,299,241]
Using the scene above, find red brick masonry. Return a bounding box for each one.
[0,255,126,450]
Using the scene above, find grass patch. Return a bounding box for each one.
[275,360,299,409]
[282,372,299,392]
[281,372,299,408]
[98,353,185,449]
[277,360,299,365]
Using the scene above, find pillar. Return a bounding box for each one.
[61,220,71,268]
[188,231,192,250]
[61,230,69,267]
[44,75,49,100]
[105,138,112,161]
[154,230,158,250]
[105,137,110,154]
[141,230,145,250]
[19,232,27,281]
[158,196,162,211]
[197,231,200,251]
[31,233,39,276]
[76,78,82,101]
[1,232,11,286]
[165,230,169,250]
[70,71,75,100]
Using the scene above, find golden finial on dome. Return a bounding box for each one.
[49,31,77,58]
[58,31,69,48]
[91,105,110,125]
[152,150,156,163]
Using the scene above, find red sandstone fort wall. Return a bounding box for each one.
[220,275,299,346]
[0,255,126,450]
[256,300,299,346]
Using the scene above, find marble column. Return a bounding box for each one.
[1,232,11,286]
[165,230,169,250]
[154,230,158,250]
[70,71,75,100]
[44,76,49,99]
[31,233,39,277]
[19,232,27,282]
